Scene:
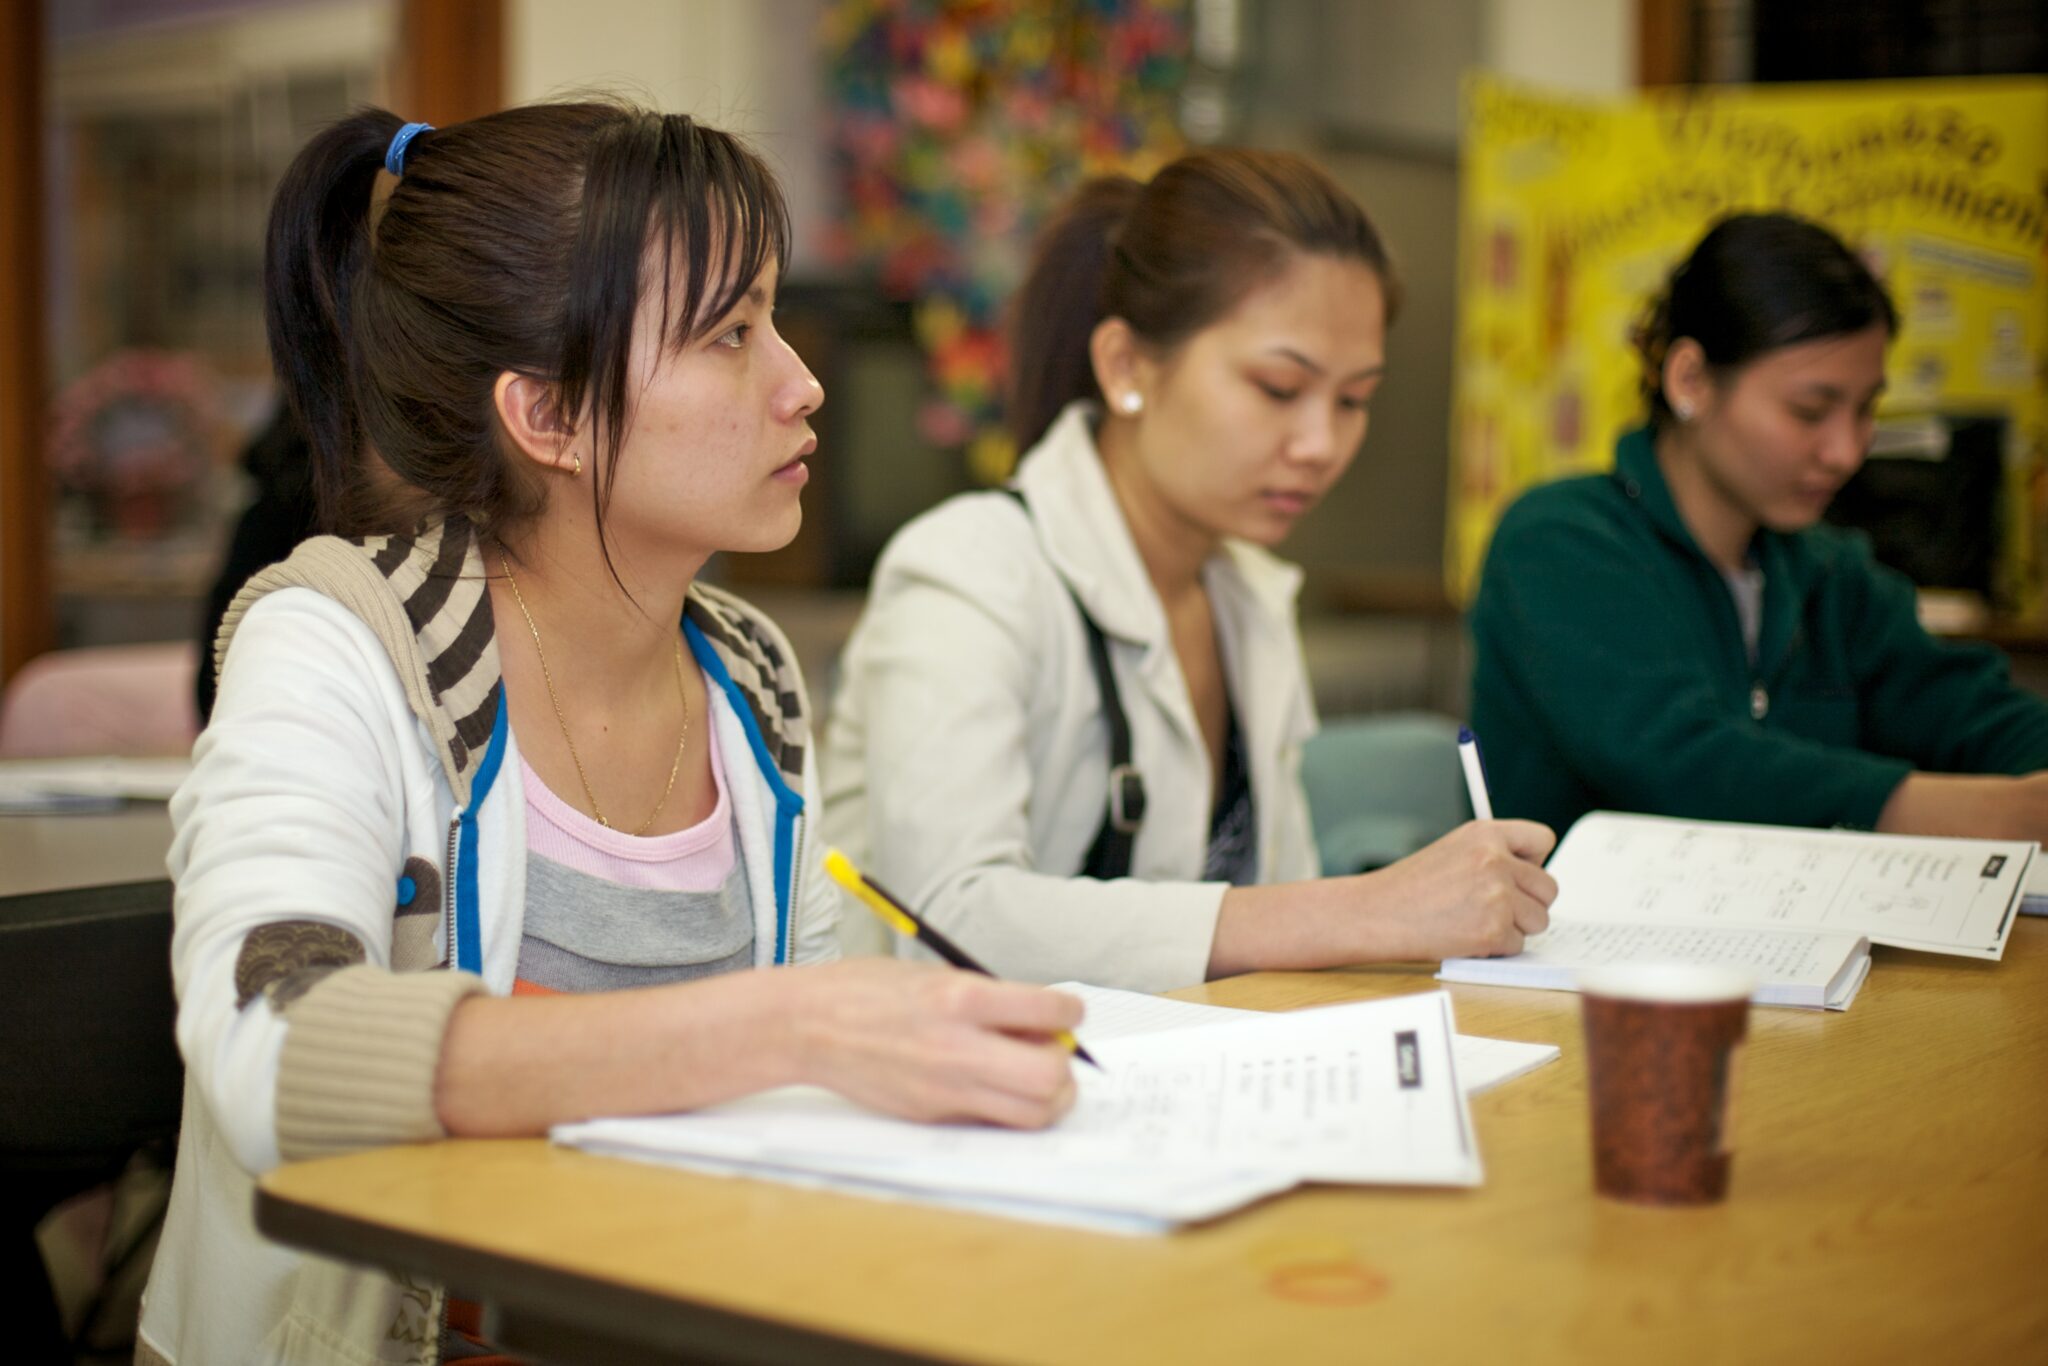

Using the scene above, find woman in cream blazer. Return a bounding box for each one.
[825,151,1559,992]
[826,400,1320,988]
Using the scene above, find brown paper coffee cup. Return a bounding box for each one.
[1579,964,1752,1206]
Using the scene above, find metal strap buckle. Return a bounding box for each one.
[1107,763,1147,835]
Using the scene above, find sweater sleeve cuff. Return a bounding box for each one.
[1063,879,1226,994]
[1158,881,1228,991]
[275,964,486,1161]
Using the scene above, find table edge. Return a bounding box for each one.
[254,1179,959,1366]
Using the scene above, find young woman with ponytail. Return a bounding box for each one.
[822,151,1558,992]
[1469,212,2048,840]
[139,103,1080,1365]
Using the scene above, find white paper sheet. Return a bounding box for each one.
[1069,992,1481,1185]
[566,1145,1271,1236]
[1060,982,1561,1096]
[1447,1031,1569,1093]
[554,990,1483,1233]
[1543,813,2032,960]
[565,1108,1291,1227]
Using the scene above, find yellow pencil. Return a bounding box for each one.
[823,848,1101,1069]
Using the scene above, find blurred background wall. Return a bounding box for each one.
[3,9,2044,1350]
[2,0,2044,723]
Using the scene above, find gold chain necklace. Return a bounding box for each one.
[500,555,689,835]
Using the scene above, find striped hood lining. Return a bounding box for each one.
[361,521,501,777]
[683,583,808,787]
[213,519,810,804]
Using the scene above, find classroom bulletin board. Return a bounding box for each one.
[1450,74,2048,615]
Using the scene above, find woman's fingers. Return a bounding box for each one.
[947,976,1085,1036]
[1504,857,1558,924]
[1492,818,1558,864]
[796,960,1085,1130]
[939,1068,1079,1129]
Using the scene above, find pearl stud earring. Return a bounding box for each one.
[1119,392,1143,415]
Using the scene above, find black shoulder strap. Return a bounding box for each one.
[1000,488,1145,878]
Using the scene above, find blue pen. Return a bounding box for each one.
[1457,726,1494,821]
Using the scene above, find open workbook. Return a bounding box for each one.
[556,988,1497,1235]
[1440,812,2037,1009]
[1441,920,1873,1009]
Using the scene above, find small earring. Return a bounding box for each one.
[1673,401,1693,422]
[1119,392,1143,415]
[571,453,583,476]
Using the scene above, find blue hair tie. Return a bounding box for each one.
[384,121,433,177]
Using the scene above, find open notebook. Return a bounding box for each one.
[1440,812,2035,1008]
[556,989,1496,1235]
[1441,921,1872,1010]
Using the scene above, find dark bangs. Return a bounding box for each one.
[560,111,791,498]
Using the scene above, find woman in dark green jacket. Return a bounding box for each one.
[1470,213,2048,840]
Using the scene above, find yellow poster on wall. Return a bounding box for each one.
[1451,74,2048,615]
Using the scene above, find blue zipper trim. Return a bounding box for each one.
[454,687,509,975]
[685,618,802,964]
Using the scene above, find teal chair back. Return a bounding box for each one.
[1299,713,1473,875]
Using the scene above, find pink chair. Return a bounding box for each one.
[0,642,200,759]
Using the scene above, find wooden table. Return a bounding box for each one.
[257,922,2048,1365]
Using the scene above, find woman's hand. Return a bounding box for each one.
[436,958,1081,1138]
[1349,820,1558,960]
[1208,819,1557,976]
[786,959,1084,1129]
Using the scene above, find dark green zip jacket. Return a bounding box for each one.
[1469,426,2048,836]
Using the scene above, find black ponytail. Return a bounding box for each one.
[1004,176,1141,452]
[263,108,404,532]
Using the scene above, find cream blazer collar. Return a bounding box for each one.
[1012,401,1306,650]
